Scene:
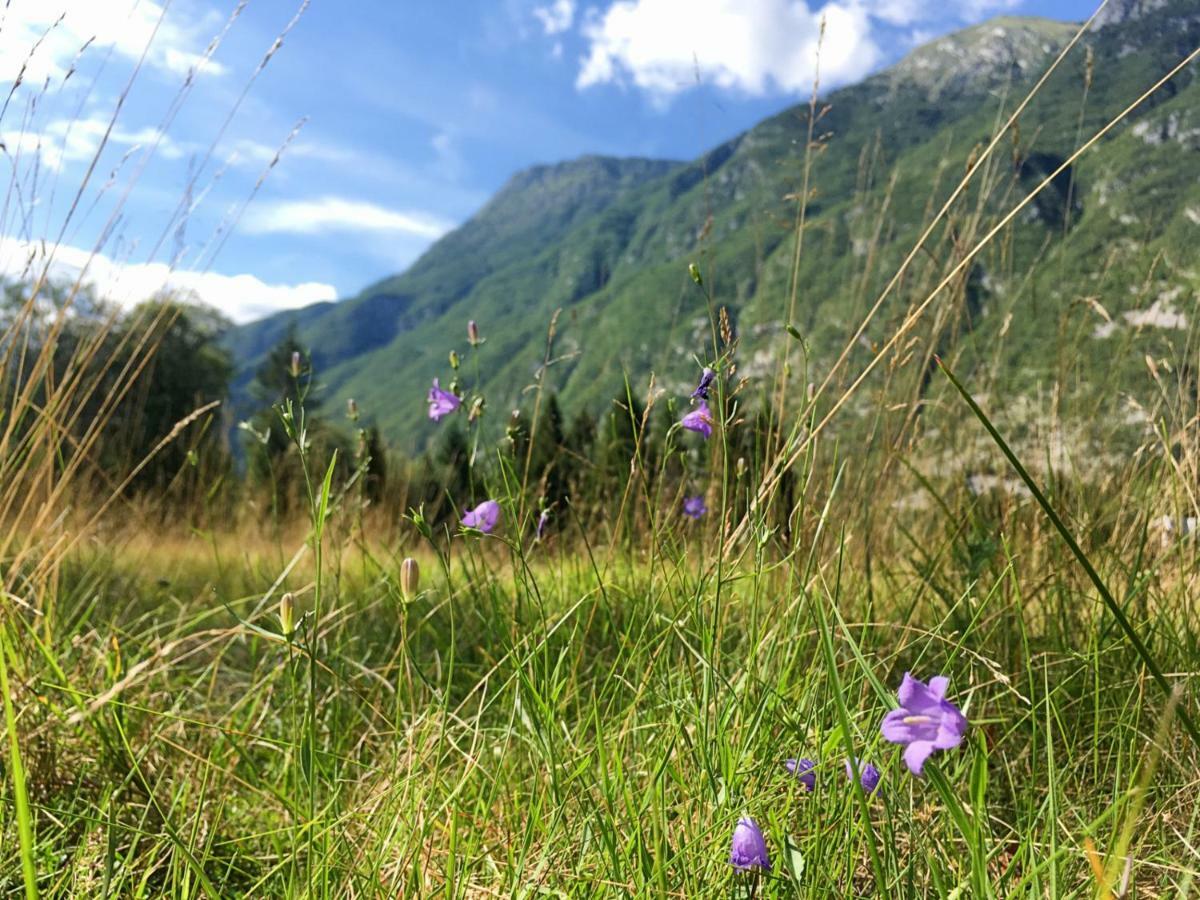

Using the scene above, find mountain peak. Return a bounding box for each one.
[884,16,1079,97]
[1089,0,1171,29]
[475,153,686,229]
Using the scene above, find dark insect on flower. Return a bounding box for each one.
[691,367,716,400]
[680,400,714,439]
[729,817,771,872]
[427,378,461,421]
[461,499,501,533]
[845,758,881,793]
[682,495,707,519]
[785,757,816,792]
[881,673,968,776]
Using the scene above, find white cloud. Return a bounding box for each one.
[576,0,880,100]
[3,114,183,172]
[0,236,336,322]
[242,196,453,240]
[0,0,224,88]
[534,0,576,34]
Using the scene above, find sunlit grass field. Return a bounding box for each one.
[4,439,1200,896]
[4,4,1200,898]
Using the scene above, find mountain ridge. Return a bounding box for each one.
[226,2,1200,454]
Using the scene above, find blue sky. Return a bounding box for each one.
[0,0,1098,322]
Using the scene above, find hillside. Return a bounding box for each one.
[226,1,1200,454]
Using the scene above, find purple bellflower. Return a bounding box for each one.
[692,367,716,400]
[682,495,707,519]
[729,817,771,872]
[461,500,501,534]
[428,378,461,421]
[680,400,714,439]
[881,673,968,776]
[785,757,817,792]
[845,758,881,793]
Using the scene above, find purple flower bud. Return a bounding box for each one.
[461,499,501,534]
[880,673,968,776]
[680,400,714,439]
[682,495,707,519]
[691,367,716,400]
[785,757,816,792]
[467,320,481,346]
[536,508,550,540]
[427,378,461,421]
[845,758,881,793]
[729,817,770,872]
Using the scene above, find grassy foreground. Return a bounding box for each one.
[3,460,1200,897]
[3,7,1200,897]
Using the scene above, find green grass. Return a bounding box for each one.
[5,5,1200,897]
[3,442,1200,897]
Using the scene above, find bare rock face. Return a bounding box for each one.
[1090,0,1172,30]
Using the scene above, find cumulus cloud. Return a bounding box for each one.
[0,0,224,87]
[242,196,453,239]
[573,0,1028,101]
[534,0,576,34]
[0,236,336,323]
[576,0,880,99]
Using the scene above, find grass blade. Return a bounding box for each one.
[0,622,38,900]
[935,356,1200,750]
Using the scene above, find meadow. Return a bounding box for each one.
[3,5,1200,899]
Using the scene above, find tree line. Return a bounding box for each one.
[3,285,798,540]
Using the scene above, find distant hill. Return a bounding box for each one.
[226,1,1200,454]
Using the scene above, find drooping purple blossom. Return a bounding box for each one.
[881,673,968,776]
[680,400,714,439]
[536,508,550,540]
[427,378,461,421]
[682,495,707,519]
[785,757,817,792]
[845,759,881,793]
[691,367,716,400]
[461,499,501,533]
[729,817,771,872]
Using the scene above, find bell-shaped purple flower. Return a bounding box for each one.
[682,495,707,519]
[680,400,713,439]
[845,758,881,793]
[729,817,770,872]
[880,673,968,776]
[691,367,716,400]
[427,378,461,421]
[461,499,501,533]
[785,757,816,792]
